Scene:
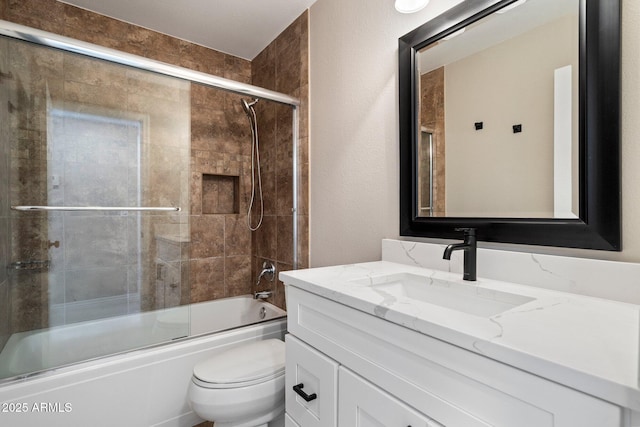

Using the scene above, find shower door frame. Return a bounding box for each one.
[0,19,302,269]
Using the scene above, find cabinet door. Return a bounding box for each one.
[285,413,302,427]
[339,367,443,427]
[286,335,339,427]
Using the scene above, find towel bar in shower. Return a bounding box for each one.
[11,206,181,212]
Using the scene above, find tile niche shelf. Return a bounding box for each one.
[201,173,239,215]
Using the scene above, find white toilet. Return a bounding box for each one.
[188,339,285,427]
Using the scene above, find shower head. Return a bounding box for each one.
[241,98,259,115]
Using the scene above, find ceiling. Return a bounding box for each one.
[59,0,317,60]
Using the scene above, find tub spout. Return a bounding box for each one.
[254,290,272,300]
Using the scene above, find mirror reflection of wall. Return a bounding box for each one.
[418,66,446,217]
[417,0,579,218]
[417,130,434,216]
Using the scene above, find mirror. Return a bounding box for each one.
[399,0,621,250]
[417,0,579,219]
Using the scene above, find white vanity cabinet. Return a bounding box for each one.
[339,367,443,427]
[284,285,623,427]
[285,333,442,427]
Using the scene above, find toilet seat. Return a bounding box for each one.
[192,339,285,389]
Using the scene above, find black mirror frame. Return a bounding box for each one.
[399,0,621,251]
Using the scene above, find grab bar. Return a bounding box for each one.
[11,206,181,212]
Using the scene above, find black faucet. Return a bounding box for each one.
[442,228,477,281]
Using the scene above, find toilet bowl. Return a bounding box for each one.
[188,339,285,427]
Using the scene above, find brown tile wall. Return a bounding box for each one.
[251,11,309,309]
[4,36,55,333]
[189,83,255,303]
[0,0,307,324]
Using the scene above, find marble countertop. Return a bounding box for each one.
[280,261,640,411]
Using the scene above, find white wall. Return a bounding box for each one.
[309,0,640,267]
[308,0,464,266]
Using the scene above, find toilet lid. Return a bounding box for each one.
[193,339,285,387]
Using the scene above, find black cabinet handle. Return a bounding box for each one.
[293,383,317,402]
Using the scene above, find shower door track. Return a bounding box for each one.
[0,19,302,269]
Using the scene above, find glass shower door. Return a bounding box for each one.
[0,36,191,379]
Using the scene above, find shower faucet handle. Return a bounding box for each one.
[256,261,276,287]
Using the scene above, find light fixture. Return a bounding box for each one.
[496,0,527,14]
[395,0,429,14]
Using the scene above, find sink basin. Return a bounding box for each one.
[351,273,534,317]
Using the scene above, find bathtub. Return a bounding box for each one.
[0,296,286,427]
